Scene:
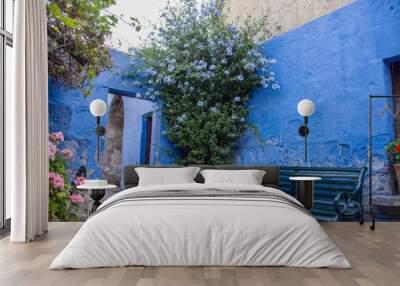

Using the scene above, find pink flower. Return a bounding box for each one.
[49,172,64,189]
[48,142,57,161]
[74,176,86,186]
[49,132,64,144]
[70,193,84,204]
[61,148,73,160]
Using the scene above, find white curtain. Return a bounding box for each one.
[7,0,49,242]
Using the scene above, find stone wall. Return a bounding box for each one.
[226,0,355,36]
[102,95,125,185]
[49,50,155,220]
[49,50,149,181]
[236,0,400,201]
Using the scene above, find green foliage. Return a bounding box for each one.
[386,138,400,164]
[128,0,278,165]
[47,0,140,96]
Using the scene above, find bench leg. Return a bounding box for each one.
[359,205,364,225]
[370,208,376,231]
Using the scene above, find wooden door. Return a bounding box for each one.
[144,115,152,165]
[140,113,153,165]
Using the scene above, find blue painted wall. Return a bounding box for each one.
[49,50,148,179]
[237,0,400,196]
[49,0,400,197]
[49,50,172,182]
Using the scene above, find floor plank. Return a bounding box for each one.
[0,222,398,286]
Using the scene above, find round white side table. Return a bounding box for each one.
[289,177,321,209]
[77,182,117,215]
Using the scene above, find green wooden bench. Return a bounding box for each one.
[279,166,366,222]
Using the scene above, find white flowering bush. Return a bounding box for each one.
[128,0,278,164]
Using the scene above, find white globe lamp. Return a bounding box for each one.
[297,99,315,162]
[90,99,107,117]
[89,99,107,162]
[297,99,315,117]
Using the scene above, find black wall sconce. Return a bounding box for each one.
[90,99,107,163]
[297,99,315,162]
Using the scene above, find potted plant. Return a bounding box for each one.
[386,138,400,190]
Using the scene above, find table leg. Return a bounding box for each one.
[295,181,314,210]
[88,189,105,216]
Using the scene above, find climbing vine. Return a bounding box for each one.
[47,0,140,96]
[127,0,279,164]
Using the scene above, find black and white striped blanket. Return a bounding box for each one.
[92,188,310,217]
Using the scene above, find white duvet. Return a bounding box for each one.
[50,183,351,269]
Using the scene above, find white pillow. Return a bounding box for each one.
[135,167,200,186]
[200,169,266,185]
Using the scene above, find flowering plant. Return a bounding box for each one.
[386,139,400,164]
[48,131,84,221]
[127,0,278,164]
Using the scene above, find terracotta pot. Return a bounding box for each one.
[394,164,400,192]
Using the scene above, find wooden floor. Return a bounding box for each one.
[0,222,399,286]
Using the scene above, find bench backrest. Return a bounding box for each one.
[279,166,365,197]
[279,166,366,221]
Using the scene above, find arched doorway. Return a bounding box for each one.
[102,95,124,185]
[120,96,161,167]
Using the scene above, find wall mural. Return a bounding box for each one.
[48,0,400,221]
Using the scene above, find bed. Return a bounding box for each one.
[50,165,350,269]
